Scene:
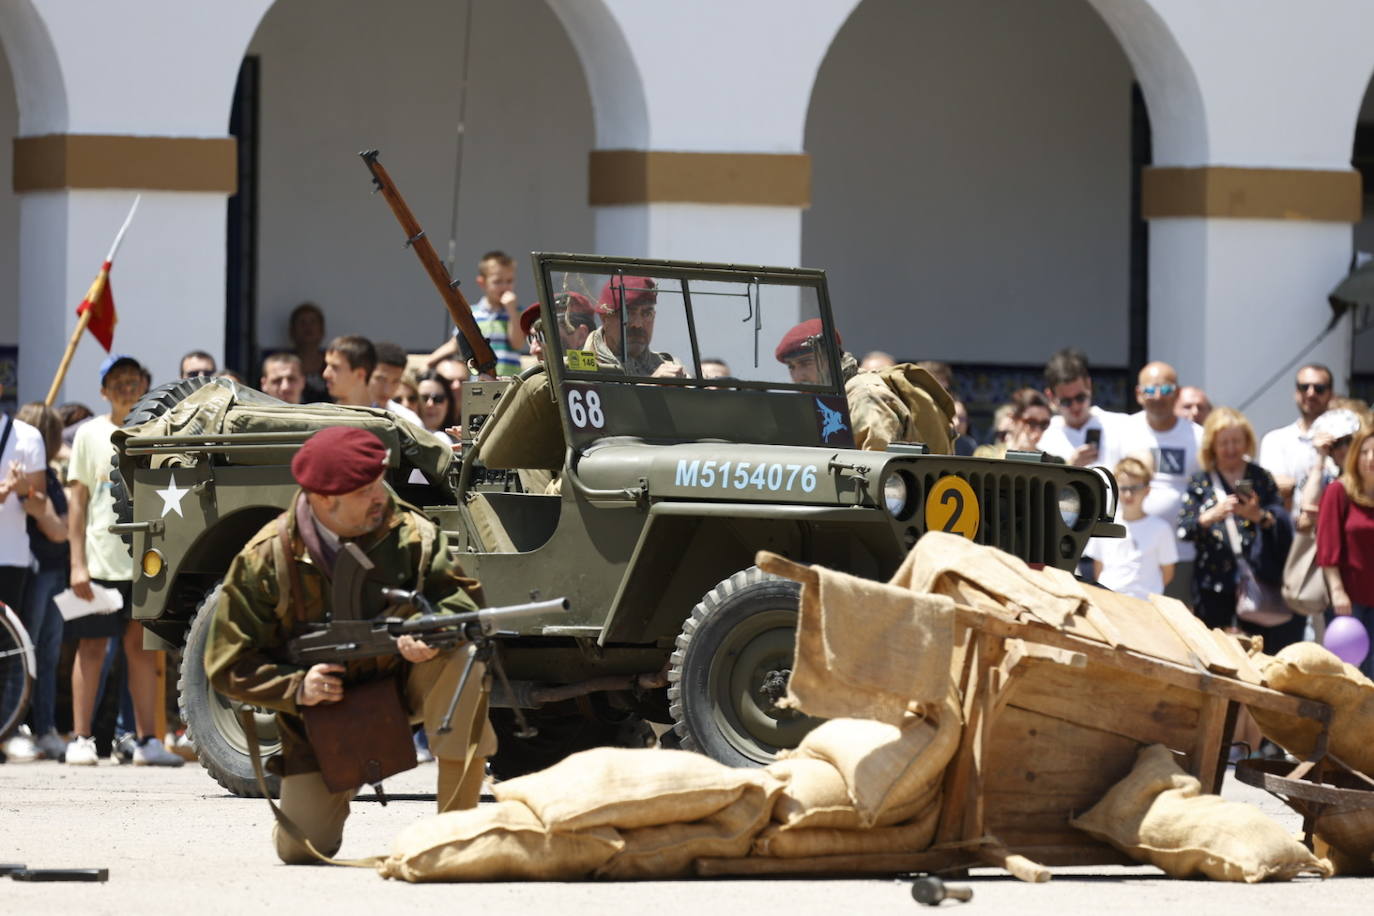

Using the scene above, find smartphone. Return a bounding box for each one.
[1084,428,1101,448]
[1234,479,1254,499]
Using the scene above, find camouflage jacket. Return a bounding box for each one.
[846,364,955,455]
[204,490,482,773]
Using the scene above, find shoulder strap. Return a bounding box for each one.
[1211,472,1246,557]
[0,415,13,466]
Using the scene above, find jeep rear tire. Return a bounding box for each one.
[667,567,821,767]
[179,585,281,798]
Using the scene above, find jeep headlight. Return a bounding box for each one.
[883,474,910,517]
[1058,485,1082,529]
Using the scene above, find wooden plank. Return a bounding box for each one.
[694,850,972,878]
[997,657,1202,750]
[1083,587,1193,663]
[1148,593,1236,675]
[1208,629,1264,685]
[982,707,1142,834]
[1191,696,1234,793]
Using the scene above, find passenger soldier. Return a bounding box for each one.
[777,319,953,454]
[204,427,495,863]
[587,276,684,377]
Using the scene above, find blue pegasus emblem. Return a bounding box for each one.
[816,398,847,442]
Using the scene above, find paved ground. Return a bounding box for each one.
[0,757,1367,915]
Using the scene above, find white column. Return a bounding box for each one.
[1097,0,1374,433]
[7,0,272,407]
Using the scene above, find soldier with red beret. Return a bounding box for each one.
[775,319,954,454]
[585,276,684,378]
[205,426,495,863]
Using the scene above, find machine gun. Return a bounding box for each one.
[288,543,565,738]
[360,149,499,377]
[285,596,567,667]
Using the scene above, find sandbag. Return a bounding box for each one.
[1247,642,1374,777]
[785,693,961,828]
[753,794,941,858]
[475,369,564,470]
[1069,744,1331,882]
[764,758,860,831]
[1312,804,1374,876]
[594,783,780,879]
[493,746,778,832]
[377,800,623,882]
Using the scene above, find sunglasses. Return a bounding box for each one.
[421,393,448,404]
[1021,418,1051,431]
[184,369,215,378]
[1119,483,1147,494]
[1057,392,1089,408]
[1140,383,1177,397]
[1296,382,1330,395]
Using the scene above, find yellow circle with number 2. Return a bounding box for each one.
[924,476,980,541]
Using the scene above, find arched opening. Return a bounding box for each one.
[0,40,22,414]
[803,0,1145,432]
[230,0,596,376]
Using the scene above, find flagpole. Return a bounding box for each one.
[42,195,141,406]
[44,311,91,407]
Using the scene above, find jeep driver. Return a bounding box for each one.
[586,276,685,378]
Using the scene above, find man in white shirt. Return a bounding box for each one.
[1115,361,1203,607]
[0,383,47,611]
[1037,348,1127,467]
[1258,363,1334,508]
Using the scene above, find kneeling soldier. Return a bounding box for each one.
[205,426,495,864]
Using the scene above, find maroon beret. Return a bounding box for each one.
[520,302,543,338]
[291,427,390,495]
[775,319,842,362]
[597,276,657,313]
[556,291,594,316]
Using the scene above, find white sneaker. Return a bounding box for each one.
[65,735,98,766]
[132,737,184,767]
[3,727,39,763]
[35,731,67,760]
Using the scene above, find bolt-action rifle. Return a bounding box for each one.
[360,149,499,377]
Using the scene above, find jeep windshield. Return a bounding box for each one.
[533,255,845,395]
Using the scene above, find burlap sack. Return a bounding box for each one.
[1070,744,1331,882]
[785,692,961,828]
[753,794,941,858]
[1248,642,1374,776]
[782,563,955,724]
[1313,805,1374,876]
[594,782,780,879]
[377,800,623,882]
[493,747,777,832]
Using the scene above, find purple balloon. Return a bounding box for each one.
[1325,616,1370,667]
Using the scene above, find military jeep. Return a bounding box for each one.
[112,253,1122,796]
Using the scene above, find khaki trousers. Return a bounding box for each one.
[273,647,497,865]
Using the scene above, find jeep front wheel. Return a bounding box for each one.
[667,567,821,767]
[179,585,282,798]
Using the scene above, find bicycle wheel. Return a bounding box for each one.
[0,602,35,741]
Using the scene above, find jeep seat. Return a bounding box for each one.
[475,367,565,471]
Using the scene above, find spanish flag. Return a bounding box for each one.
[75,260,117,352]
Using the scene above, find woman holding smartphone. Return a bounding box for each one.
[1178,408,1297,648]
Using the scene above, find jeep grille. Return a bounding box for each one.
[917,471,1058,566]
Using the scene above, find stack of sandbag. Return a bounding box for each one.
[750,690,961,860]
[379,748,783,881]
[1070,744,1332,882]
[1246,642,1374,874]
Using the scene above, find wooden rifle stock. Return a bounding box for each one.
[360,149,498,376]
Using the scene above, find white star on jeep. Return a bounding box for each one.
[156,473,188,518]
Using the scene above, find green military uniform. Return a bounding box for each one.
[845,363,956,455]
[205,489,496,863]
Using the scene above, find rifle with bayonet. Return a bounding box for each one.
[359,149,499,377]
